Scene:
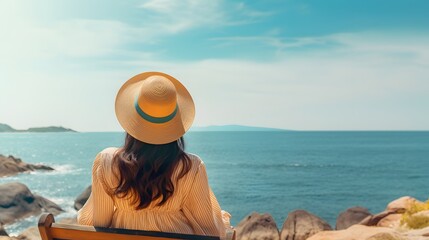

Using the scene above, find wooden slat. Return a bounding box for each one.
[38,214,221,240]
[38,213,54,240]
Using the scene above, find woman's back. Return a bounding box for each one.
[77,147,228,237]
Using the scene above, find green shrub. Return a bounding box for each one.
[400,199,429,229]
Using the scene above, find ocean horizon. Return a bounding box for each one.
[0,131,428,235]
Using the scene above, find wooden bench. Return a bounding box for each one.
[38,213,233,240]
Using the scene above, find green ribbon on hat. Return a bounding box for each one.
[134,98,178,124]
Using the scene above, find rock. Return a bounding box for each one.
[308,224,429,240]
[405,226,429,237]
[366,232,405,240]
[359,209,401,226]
[16,226,40,240]
[386,196,421,212]
[377,214,402,228]
[235,212,279,240]
[0,182,63,225]
[336,206,372,230]
[14,217,77,240]
[35,195,62,216]
[74,185,91,210]
[0,155,54,177]
[280,210,331,240]
[308,225,405,240]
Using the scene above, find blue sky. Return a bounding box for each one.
[1,0,428,131]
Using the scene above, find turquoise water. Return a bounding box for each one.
[0,131,428,234]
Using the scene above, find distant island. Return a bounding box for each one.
[0,123,76,133]
[190,125,287,132]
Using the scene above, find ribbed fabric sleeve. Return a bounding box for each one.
[182,162,226,239]
[77,152,114,227]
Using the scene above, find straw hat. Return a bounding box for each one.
[115,72,195,144]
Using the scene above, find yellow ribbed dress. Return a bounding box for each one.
[77,148,231,240]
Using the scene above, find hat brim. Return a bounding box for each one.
[115,72,195,144]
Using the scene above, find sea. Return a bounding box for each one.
[0,131,428,235]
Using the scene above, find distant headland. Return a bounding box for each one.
[0,123,76,133]
[190,124,288,132]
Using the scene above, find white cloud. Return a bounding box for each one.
[124,32,429,130]
[2,38,429,131]
[139,0,228,33]
[139,0,272,32]
[212,31,429,63]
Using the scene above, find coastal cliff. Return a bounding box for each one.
[0,123,75,133]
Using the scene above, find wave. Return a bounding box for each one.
[4,215,39,237]
[223,162,343,169]
[29,164,84,176]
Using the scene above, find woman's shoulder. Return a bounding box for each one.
[96,147,118,160]
[99,147,119,156]
[186,153,204,166]
[93,147,119,170]
[183,153,207,177]
[93,147,119,188]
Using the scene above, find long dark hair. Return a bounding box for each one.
[112,133,191,209]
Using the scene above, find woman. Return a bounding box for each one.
[77,72,231,239]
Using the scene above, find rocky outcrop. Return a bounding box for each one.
[74,185,91,210]
[336,206,371,230]
[357,196,421,228]
[235,212,279,240]
[387,196,422,212]
[308,225,404,240]
[16,227,40,240]
[377,213,402,228]
[359,209,402,226]
[308,224,429,240]
[13,217,77,240]
[0,182,63,225]
[280,210,332,240]
[309,196,429,239]
[0,123,75,133]
[0,155,54,177]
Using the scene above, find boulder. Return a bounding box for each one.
[16,226,40,240]
[235,212,279,240]
[308,224,429,240]
[0,155,54,177]
[0,182,63,225]
[359,209,401,226]
[404,226,429,237]
[74,185,91,210]
[386,196,421,212]
[280,210,331,240]
[377,213,402,228]
[336,206,371,230]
